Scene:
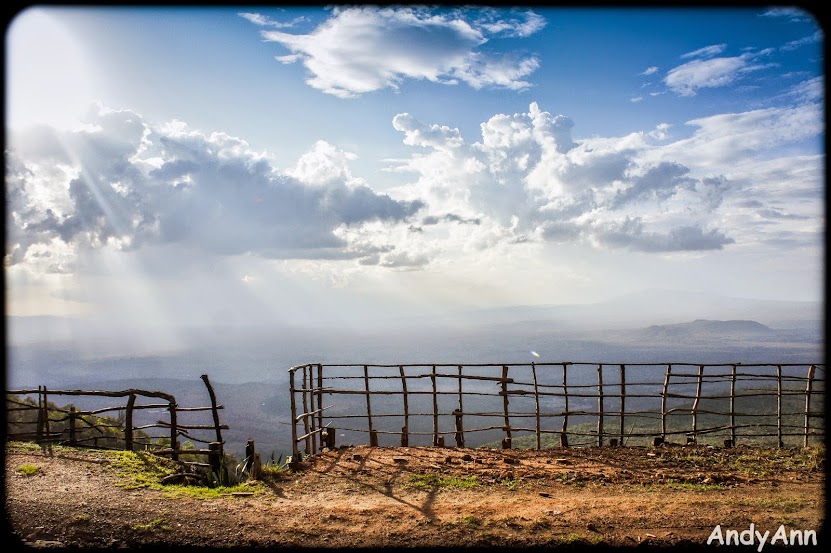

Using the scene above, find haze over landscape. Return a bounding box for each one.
[5,7,824,455]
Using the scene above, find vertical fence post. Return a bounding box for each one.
[200,375,224,448]
[399,365,409,447]
[69,407,77,446]
[597,364,604,447]
[561,363,569,448]
[532,362,541,450]
[306,365,317,454]
[289,368,300,465]
[501,365,511,449]
[364,365,374,447]
[456,365,464,448]
[619,364,626,446]
[661,364,672,441]
[691,365,703,444]
[301,366,312,454]
[805,364,816,448]
[730,364,737,447]
[168,398,179,461]
[125,394,136,451]
[431,365,439,446]
[776,364,783,448]
[36,386,44,444]
[317,364,324,451]
[43,387,51,442]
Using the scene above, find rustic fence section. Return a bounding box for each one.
[287,363,825,459]
[5,375,228,467]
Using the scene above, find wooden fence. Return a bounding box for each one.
[5,375,227,466]
[288,362,825,459]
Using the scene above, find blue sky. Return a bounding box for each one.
[4,6,824,340]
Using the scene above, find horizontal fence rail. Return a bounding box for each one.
[287,363,825,459]
[5,375,226,467]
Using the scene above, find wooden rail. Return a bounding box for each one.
[5,375,226,465]
[288,362,825,459]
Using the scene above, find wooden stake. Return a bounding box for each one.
[399,365,409,447]
[501,365,511,446]
[690,365,703,443]
[431,365,439,446]
[168,399,179,461]
[364,364,374,447]
[125,394,136,451]
[730,364,737,447]
[302,366,312,455]
[200,375,223,446]
[457,365,464,447]
[289,368,300,462]
[619,364,625,446]
[661,364,672,440]
[561,363,569,448]
[777,364,783,448]
[69,407,77,446]
[597,364,604,447]
[805,364,816,448]
[317,364,324,450]
[532,362,541,450]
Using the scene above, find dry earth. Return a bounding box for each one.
[4,442,825,550]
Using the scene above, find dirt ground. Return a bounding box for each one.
[4,442,825,549]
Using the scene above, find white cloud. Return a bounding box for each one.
[780,30,823,51]
[785,76,824,103]
[664,51,773,96]
[630,96,643,103]
[759,8,813,23]
[5,105,423,272]
[680,43,726,59]
[248,7,543,98]
[641,66,659,76]
[238,12,306,28]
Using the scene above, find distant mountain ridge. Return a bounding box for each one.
[638,319,773,339]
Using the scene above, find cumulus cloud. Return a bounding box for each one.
[245,6,543,98]
[5,105,422,272]
[664,49,774,96]
[592,218,734,252]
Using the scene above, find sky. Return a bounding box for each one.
[4,6,825,344]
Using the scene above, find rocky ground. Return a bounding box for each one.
[4,441,825,549]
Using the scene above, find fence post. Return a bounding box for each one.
[364,365,374,447]
[209,441,222,479]
[125,394,135,451]
[532,362,541,450]
[302,366,312,455]
[431,365,439,446]
[597,364,604,447]
[399,365,409,447]
[305,365,316,454]
[805,364,816,448]
[619,364,626,446]
[561,363,569,448]
[69,407,77,446]
[661,364,672,441]
[36,386,44,444]
[453,409,464,448]
[168,398,179,461]
[289,368,300,467]
[457,365,464,448]
[730,364,737,447]
[776,365,783,448]
[501,365,511,449]
[317,364,324,451]
[200,375,224,447]
[691,365,703,444]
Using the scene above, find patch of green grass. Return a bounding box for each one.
[16,463,41,477]
[500,478,519,491]
[663,481,727,492]
[72,513,91,524]
[409,473,480,490]
[460,515,482,527]
[133,512,172,533]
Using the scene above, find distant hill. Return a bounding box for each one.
[634,319,774,340]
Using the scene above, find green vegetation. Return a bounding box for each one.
[409,473,480,490]
[133,512,172,533]
[72,514,92,524]
[16,463,41,477]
